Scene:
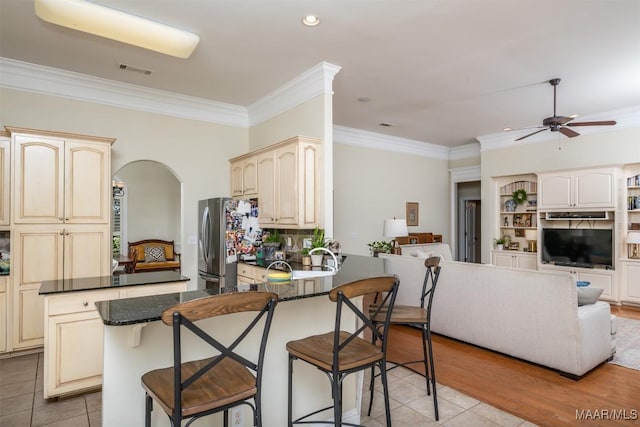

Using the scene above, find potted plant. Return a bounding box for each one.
[495,237,505,251]
[263,230,282,259]
[300,247,311,266]
[367,240,393,257]
[309,227,326,266]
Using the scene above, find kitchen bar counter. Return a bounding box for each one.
[95,254,385,325]
[99,255,393,427]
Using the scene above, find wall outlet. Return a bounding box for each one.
[230,406,244,426]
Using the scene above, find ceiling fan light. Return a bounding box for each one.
[34,0,200,58]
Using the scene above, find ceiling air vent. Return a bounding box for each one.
[118,63,152,75]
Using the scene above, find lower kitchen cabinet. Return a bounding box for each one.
[43,282,187,398]
[237,263,267,285]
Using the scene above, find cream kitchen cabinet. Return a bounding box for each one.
[0,276,7,353]
[538,168,616,210]
[44,281,187,398]
[237,263,267,285]
[230,155,258,198]
[0,133,10,226]
[491,250,537,270]
[9,127,112,224]
[255,136,322,228]
[12,226,111,350]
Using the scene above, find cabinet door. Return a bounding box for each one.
[13,229,63,349]
[623,262,640,303]
[257,152,276,225]
[64,226,110,280]
[514,254,537,270]
[492,252,515,268]
[46,311,104,397]
[13,136,64,223]
[65,141,110,223]
[574,170,614,208]
[242,157,258,196]
[538,174,572,209]
[275,144,299,225]
[230,160,244,197]
[0,137,10,226]
[0,277,7,353]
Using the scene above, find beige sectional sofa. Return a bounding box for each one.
[380,244,615,378]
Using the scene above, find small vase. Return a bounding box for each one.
[302,256,311,266]
[310,254,324,267]
[496,244,504,251]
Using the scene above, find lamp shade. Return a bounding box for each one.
[35,0,200,58]
[627,231,640,244]
[383,219,408,238]
[524,229,537,241]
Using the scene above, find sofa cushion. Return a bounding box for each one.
[577,287,604,306]
[144,246,167,263]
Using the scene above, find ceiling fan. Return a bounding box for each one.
[513,78,617,141]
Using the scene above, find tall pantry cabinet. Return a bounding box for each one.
[5,127,113,351]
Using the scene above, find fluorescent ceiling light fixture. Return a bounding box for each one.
[34,0,200,58]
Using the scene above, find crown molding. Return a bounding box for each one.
[0,57,250,127]
[334,125,450,160]
[449,142,481,160]
[477,104,640,152]
[248,61,341,126]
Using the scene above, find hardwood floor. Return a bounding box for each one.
[387,305,640,427]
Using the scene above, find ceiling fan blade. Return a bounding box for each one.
[559,127,580,138]
[566,120,617,127]
[515,128,548,141]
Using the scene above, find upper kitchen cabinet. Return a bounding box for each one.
[538,168,617,210]
[230,156,258,198]
[231,136,322,229]
[0,133,10,226]
[9,127,113,224]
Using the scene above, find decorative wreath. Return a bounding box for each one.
[512,189,528,205]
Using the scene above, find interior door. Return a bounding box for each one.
[464,200,481,263]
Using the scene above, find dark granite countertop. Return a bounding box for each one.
[96,255,391,326]
[39,271,191,295]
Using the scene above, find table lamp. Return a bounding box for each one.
[383,219,408,254]
[524,229,537,252]
[627,231,640,259]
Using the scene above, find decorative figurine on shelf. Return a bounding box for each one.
[504,199,517,212]
[504,216,509,227]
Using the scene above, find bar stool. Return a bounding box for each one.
[368,256,442,420]
[141,291,278,427]
[286,276,399,426]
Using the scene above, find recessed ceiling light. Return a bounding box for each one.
[503,127,512,131]
[379,123,393,127]
[302,15,320,26]
[357,97,372,103]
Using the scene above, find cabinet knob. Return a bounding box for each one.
[59,217,64,221]
[82,301,88,307]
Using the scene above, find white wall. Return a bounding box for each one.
[0,87,249,283]
[480,127,640,262]
[333,143,450,256]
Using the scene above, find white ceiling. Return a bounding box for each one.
[1,0,639,148]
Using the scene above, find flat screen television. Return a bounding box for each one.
[541,228,613,268]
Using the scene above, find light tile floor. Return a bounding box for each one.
[1,351,537,426]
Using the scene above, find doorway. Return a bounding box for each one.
[456,181,481,263]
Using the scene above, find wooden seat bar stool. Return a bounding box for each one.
[141,291,278,427]
[368,256,442,420]
[287,276,399,426]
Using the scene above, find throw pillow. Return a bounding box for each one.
[577,287,604,306]
[144,246,166,263]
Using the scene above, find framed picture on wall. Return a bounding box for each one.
[406,202,419,226]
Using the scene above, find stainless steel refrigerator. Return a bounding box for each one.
[198,197,260,291]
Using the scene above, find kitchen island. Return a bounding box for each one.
[39,271,189,398]
[95,255,391,427]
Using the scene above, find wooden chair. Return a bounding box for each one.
[141,291,278,427]
[368,256,442,420]
[286,276,399,426]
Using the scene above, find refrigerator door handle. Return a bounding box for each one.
[201,205,211,265]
